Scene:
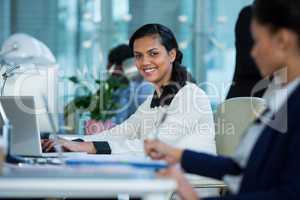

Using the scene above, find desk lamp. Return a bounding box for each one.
[0,33,56,96]
[0,96,11,158]
[0,34,59,160]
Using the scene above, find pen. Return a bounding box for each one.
[151,107,168,140]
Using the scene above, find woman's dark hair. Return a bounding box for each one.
[252,0,300,44]
[129,23,195,86]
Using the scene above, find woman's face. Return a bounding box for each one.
[251,19,285,77]
[133,35,176,87]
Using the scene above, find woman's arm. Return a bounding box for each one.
[181,150,242,180]
[43,98,151,154]
[82,97,151,154]
[144,140,242,179]
[150,83,216,153]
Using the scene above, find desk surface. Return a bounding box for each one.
[0,163,176,199]
[0,177,176,198]
[0,153,226,199]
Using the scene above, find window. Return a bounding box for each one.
[0,0,253,110]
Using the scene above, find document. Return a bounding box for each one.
[64,154,168,170]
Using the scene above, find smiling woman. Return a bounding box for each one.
[42,23,216,156]
[129,24,192,94]
[132,35,175,89]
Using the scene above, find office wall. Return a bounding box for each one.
[0,0,11,47]
[128,0,181,36]
[9,0,59,56]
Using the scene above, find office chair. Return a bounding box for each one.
[214,97,266,156]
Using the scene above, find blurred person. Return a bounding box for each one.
[107,43,132,76]
[226,5,265,99]
[43,24,216,155]
[106,44,154,125]
[63,44,142,134]
[145,0,300,199]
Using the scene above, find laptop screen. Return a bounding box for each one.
[0,96,42,156]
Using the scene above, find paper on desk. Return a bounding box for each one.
[4,162,156,179]
[64,154,168,170]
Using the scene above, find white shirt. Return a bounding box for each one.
[224,75,300,194]
[83,82,217,155]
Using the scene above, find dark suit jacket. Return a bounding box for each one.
[226,6,265,98]
[181,82,300,199]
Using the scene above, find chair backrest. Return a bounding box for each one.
[214,97,266,156]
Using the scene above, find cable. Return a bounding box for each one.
[1,64,20,96]
[2,65,20,78]
[1,77,7,96]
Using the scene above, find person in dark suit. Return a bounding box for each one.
[144,0,300,199]
[226,5,265,99]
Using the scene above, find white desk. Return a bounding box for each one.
[188,175,226,188]
[0,164,176,200]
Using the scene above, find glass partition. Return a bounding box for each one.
[0,0,254,113]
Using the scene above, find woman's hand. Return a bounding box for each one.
[144,139,183,164]
[158,165,200,200]
[42,138,96,154]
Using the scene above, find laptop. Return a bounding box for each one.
[0,96,85,157]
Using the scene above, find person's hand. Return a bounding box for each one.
[42,138,96,153]
[158,165,200,200]
[144,139,183,164]
[42,138,80,152]
[41,139,56,152]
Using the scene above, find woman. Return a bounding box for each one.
[145,0,300,199]
[43,24,216,155]
[226,5,265,99]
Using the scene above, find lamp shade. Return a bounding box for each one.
[1,33,56,65]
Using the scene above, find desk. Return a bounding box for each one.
[39,136,226,198]
[188,175,226,188]
[0,164,176,200]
